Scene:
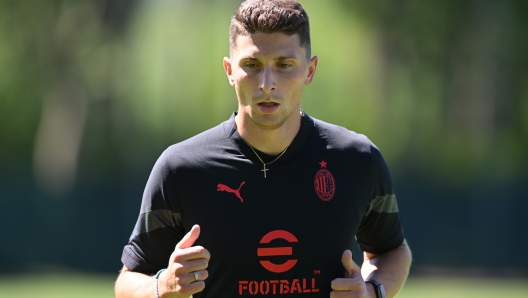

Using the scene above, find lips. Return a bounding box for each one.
[257,102,280,113]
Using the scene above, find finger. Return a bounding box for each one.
[176,224,201,250]
[172,245,211,263]
[330,278,366,292]
[342,249,361,278]
[178,280,206,297]
[329,290,355,298]
[183,269,209,284]
[175,257,209,275]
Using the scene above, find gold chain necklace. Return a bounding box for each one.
[248,145,289,178]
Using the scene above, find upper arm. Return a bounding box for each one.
[364,239,409,261]
[121,150,186,274]
[356,147,405,254]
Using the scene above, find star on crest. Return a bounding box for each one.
[319,160,328,168]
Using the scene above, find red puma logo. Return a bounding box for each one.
[217,181,245,202]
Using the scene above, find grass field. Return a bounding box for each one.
[0,273,526,297]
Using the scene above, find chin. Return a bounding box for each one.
[250,115,287,130]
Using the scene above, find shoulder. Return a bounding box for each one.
[157,119,233,168]
[168,120,229,149]
[311,116,380,157]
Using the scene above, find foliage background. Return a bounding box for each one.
[1,0,527,282]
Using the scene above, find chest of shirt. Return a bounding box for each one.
[169,153,372,296]
[173,152,371,227]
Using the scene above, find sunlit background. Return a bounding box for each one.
[1,0,527,296]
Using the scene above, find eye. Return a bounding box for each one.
[278,62,292,68]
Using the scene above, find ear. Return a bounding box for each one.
[304,55,318,85]
[223,57,235,86]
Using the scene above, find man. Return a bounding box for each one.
[115,0,412,297]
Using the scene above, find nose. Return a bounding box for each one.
[258,67,277,93]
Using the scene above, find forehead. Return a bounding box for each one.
[231,32,305,60]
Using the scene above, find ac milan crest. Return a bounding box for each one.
[314,160,335,201]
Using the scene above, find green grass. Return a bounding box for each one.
[0,274,526,297]
[0,273,116,298]
[400,277,528,298]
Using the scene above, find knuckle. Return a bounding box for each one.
[200,259,209,268]
[203,248,211,259]
[173,264,186,275]
[194,281,206,291]
[172,252,185,262]
[193,258,208,269]
[193,246,211,258]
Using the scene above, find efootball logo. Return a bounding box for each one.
[257,230,298,273]
[239,230,320,295]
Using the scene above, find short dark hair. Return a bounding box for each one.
[229,0,311,60]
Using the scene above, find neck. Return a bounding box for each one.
[235,111,302,156]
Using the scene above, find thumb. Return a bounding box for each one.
[342,249,361,278]
[175,224,200,250]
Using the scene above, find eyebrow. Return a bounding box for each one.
[242,55,299,61]
[275,55,299,60]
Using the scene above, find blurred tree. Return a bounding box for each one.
[0,0,137,197]
[330,0,528,184]
[0,0,527,273]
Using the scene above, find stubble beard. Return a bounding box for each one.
[249,113,289,130]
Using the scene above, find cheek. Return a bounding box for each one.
[282,76,306,93]
[237,73,250,83]
[233,68,248,83]
[234,79,251,101]
[281,69,307,85]
[234,74,255,92]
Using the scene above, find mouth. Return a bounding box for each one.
[258,102,279,107]
[256,101,280,113]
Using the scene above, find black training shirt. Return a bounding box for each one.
[122,113,404,297]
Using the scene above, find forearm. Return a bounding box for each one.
[115,266,157,298]
[361,240,412,298]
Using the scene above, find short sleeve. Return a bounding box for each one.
[121,150,186,274]
[356,146,405,254]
